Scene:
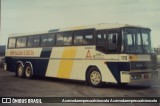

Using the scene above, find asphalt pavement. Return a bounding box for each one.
[0,69,159,106]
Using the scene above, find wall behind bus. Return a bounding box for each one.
[0,45,6,56]
[0,45,6,68]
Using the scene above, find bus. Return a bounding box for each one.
[154,48,160,66]
[5,23,159,87]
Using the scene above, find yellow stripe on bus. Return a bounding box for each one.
[57,47,77,78]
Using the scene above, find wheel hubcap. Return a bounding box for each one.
[26,67,31,77]
[18,66,23,76]
[90,71,101,85]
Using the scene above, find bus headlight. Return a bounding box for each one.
[151,73,158,78]
[131,75,141,80]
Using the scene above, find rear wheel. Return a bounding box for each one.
[16,64,25,78]
[25,64,33,79]
[86,67,103,87]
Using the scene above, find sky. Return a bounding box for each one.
[1,0,160,47]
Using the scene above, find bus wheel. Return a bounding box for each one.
[118,83,128,87]
[87,67,102,87]
[16,64,25,78]
[25,64,33,79]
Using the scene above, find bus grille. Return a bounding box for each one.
[130,62,152,70]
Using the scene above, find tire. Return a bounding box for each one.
[16,64,25,78]
[25,64,33,79]
[86,67,103,87]
[118,83,128,87]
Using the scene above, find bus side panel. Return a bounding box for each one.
[24,59,49,77]
[80,60,117,83]
[5,57,16,72]
[45,46,117,83]
[6,57,49,77]
[45,46,83,79]
[106,62,130,83]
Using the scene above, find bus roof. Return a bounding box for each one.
[8,30,49,37]
[9,23,150,37]
[51,23,150,32]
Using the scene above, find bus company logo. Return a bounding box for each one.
[86,50,92,59]
[2,98,11,103]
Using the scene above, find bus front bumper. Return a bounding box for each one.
[120,70,159,83]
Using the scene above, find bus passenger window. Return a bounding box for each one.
[28,35,40,47]
[74,35,83,45]
[74,29,94,45]
[56,32,73,46]
[56,34,64,46]
[83,35,93,45]
[16,37,27,48]
[8,38,16,48]
[41,34,55,47]
[63,33,72,45]
[63,36,72,45]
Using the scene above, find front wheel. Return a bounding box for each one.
[86,67,103,87]
[25,64,33,79]
[118,83,128,87]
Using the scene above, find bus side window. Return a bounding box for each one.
[41,34,55,47]
[63,32,72,45]
[28,35,40,47]
[56,33,64,46]
[8,38,16,48]
[74,29,94,45]
[96,31,106,52]
[16,37,27,48]
[83,35,93,45]
[74,33,83,45]
[108,32,118,52]
[56,32,72,46]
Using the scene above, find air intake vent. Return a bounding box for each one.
[130,62,152,70]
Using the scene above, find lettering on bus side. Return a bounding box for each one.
[94,52,104,59]
[9,50,34,56]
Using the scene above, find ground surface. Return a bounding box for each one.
[0,69,159,106]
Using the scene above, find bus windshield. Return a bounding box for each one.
[122,28,152,53]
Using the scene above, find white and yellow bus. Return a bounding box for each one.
[5,23,159,87]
